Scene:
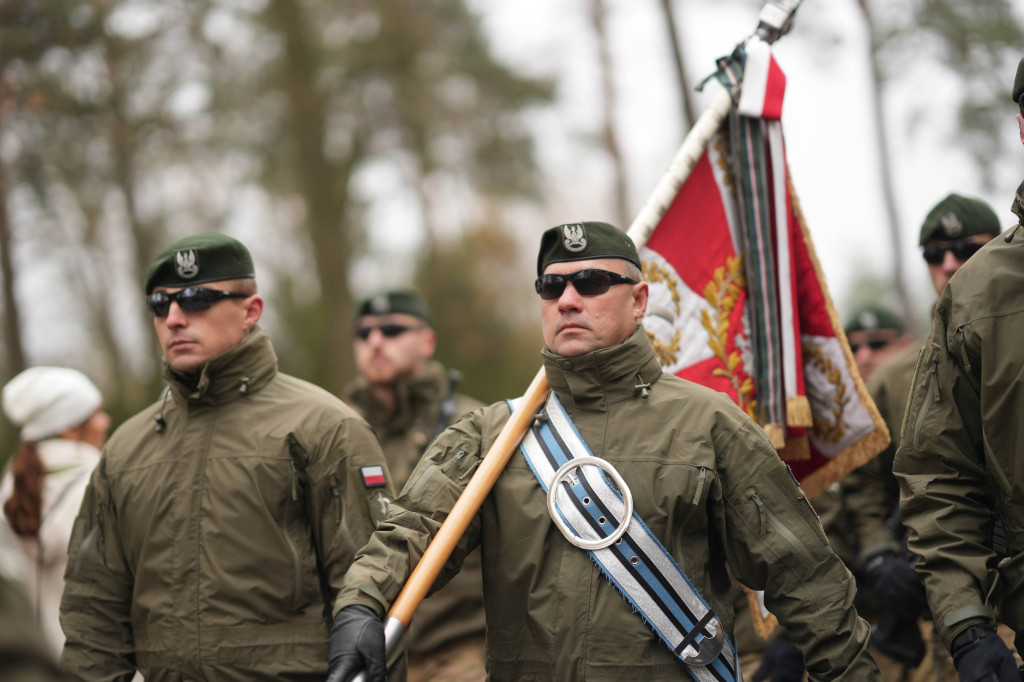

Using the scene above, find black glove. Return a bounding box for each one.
[950,624,1018,682]
[864,551,929,618]
[752,629,804,682]
[871,609,925,667]
[325,605,387,682]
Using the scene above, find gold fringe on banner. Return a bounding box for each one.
[777,434,810,462]
[763,423,786,449]
[746,586,779,641]
[785,394,813,428]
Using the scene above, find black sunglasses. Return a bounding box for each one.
[849,339,892,354]
[535,269,639,300]
[147,287,250,318]
[354,323,422,340]
[922,239,984,265]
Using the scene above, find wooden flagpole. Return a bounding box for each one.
[351,3,805,677]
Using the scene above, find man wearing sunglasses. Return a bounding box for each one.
[326,221,879,682]
[893,61,1024,682]
[843,305,912,383]
[60,233,397,682]
[342,290,487,682]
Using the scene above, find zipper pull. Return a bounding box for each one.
[957,327,972,372]
[289,460,298,501]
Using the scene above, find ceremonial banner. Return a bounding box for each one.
[640,40,889,501]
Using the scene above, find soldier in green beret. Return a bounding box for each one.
[893,63,1024,681]
[326,221,880,681]
[342,290,487,681]
[59,233,399,681]
[843,304,912,382]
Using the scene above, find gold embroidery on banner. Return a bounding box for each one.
[803,343,848,443]
[642,261,683,366]
[701,254,755,418]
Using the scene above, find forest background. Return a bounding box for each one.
[1,0,1022,459]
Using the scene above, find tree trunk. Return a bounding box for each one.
[658,0,697,130]
[589,0,631,229]
[269,0,355,392]
[0,155,25,376]
[858,1,915,332]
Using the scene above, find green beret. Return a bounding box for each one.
[1013,57,1024,105]
[355,290,431,324]
[844,304,905,335]
[918,193,1000,245]
[537,221,640,276]
[145,233,255,294]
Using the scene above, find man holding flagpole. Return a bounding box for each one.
[327,221,879,682]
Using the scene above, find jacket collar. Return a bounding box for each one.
[541,325,662,413]
[164,326,278,406]
[344,361,449,435]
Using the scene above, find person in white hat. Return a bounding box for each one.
[1,366,110,657]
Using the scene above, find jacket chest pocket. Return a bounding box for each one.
[626,462,714,548]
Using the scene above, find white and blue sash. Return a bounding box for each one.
[510,392,741,682]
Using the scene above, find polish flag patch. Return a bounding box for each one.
[360,465,387,488]
[737,36,786,120]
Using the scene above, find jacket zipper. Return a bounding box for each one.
[284,460,302,607]
[912,360,939,450]
[956,327,972,372]
[691,467,708,505]
[330,475,343,525]
[750,490,816,569]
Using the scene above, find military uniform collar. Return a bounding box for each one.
[1012,179,1024,228]
[541,325,662,411]
[164,326,278,405]
[344,361,448,435]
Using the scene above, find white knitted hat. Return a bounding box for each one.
[2,367,102,442]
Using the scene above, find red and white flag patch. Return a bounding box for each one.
[360,465,387,488]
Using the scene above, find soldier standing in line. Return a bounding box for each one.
[842,194,1002,681]
[326,221,880,682]
[893,60,1024,682]
[343,290,486,682]
[60,233,398,681]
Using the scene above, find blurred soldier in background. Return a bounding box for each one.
[893,58,1024,682]
[843,194,1001,680]
[844,305,913,382]
[60,233,397,681]
[344,290,486,682]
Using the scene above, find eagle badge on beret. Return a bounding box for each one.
[175,250,199,279]
[940,212,963,238]
[563,224,587,252]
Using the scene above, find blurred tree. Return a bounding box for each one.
[201,0,553,392]
[414,214,541,404]
[855,0,1024,331]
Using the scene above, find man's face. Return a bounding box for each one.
[353,313,435,386]
[847,329,910,380]
[540,258,648,357]
[152,282,262,374]
[924,234,995,295]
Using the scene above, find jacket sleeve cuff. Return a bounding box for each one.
[942,604,996,651]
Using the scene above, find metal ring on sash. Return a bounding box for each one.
[546,457,633,551]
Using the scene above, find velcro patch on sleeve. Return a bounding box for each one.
[360,465,387,488]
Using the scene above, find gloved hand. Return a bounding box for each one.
[864,551,929,618]
[752,629,804,682]
[950,624,1018,682]
[325,605,387,682]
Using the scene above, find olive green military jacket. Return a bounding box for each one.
[841,342,921,558]
[343,361,486,654]
[60,328,396,681]
[337,327,878,681]
[894,220,1024,651]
